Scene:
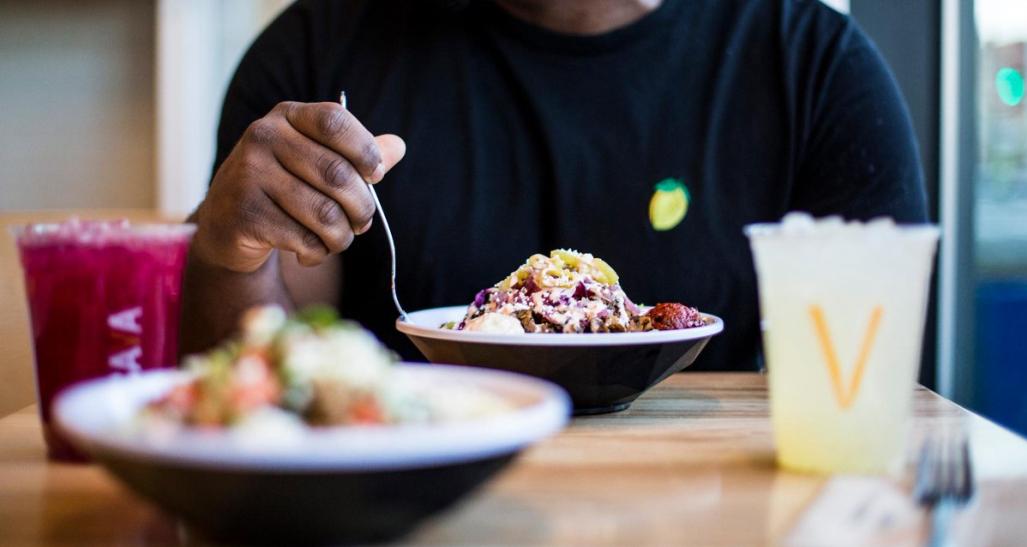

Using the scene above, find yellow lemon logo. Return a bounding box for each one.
[649,178,690,231]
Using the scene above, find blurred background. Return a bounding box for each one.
[0,0,1024,436]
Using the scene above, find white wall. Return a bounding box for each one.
[156,0,291,217]
[0,0,155,211]
[0,0,288,214]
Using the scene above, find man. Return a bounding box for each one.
[181,0,927,370]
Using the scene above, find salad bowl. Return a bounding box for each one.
[54,364,569,545]
[398,306,724,414]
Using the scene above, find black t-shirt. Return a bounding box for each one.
[214,0,927,370]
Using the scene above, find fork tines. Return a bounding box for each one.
[913,432,975,507]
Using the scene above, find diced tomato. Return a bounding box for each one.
[151,382,198,415]
[229,353,281,415]
[348,397,385,424]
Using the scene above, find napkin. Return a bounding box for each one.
[783,476,922,547]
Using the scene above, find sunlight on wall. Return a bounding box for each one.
[977,0,1027,44]
[156,0,291,216]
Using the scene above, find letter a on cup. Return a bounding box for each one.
[108,307,143,334]
[109,346,142,374]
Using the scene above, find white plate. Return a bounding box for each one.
[397,305,725,347]
[54,364,570,471]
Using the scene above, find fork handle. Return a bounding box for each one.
[927,501,957,547]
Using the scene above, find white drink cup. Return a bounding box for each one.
[746,213,939,474]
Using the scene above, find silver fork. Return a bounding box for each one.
[339,91,408,322]
[913,431,975,547]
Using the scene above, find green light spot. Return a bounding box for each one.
[996,67,1025,106]
[654,178,685,193]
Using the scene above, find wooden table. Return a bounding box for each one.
[2,213,1024,546]
[2,374,1026,546]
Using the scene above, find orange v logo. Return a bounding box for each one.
[808,305,884,409]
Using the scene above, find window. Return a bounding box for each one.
[971,0,1027,436]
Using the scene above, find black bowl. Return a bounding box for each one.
[54,366,569,545]
[397,306,724,414]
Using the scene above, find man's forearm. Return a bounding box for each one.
[178,248,293,358]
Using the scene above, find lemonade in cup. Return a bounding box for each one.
[746,213,939,474]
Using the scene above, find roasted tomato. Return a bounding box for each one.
[646,303,705,330]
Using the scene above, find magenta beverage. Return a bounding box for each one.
[14,219,194,461]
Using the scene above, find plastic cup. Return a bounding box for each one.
[746,213,939,474]
[13,219,195,461]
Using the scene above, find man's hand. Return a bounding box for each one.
[192,101,406,273]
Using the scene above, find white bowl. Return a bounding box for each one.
[398,305,724,346]
[54,364,570,545]
[397,306,724,414]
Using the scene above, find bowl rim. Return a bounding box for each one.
[53,364,570,472]
[396,305,724,346]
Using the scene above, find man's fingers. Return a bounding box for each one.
[278,102,384,183]
[373,134,406,182]
[270,124,377,233]
[261,166,358,255]
[252,198,331,267]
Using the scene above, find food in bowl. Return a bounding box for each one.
[54,358,570,545]
[144,306,511,432]
[446,249,706,334]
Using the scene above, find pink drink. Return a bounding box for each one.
[14,219,194,461]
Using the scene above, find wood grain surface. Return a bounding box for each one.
[2,373,1025,546]
[3,212,1025,546]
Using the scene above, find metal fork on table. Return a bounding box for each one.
[913,431,975,547]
